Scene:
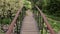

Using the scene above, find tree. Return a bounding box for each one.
[42,0,60,16]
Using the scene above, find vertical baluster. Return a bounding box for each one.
[20,10,23,34]
[18,17,20,34]
[15,20,17,34]
[37,12,40,30]
[45,26,48,34]
[41,17,44,34]
[16,14,20,34]
[19,12,22,34]
[39,12,42,34]
[37,10,38,29]
[43,19,44,34]
[17,18,19,34]
[19,9,23,34]
[19,12,21,34]
[41,18,42,34]
[40,13,42,34]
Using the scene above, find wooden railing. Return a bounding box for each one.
[35,5,55,34]
[6,6,24,34]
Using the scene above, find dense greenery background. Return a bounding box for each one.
[0,0,60,33]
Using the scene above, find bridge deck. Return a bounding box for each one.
[20,10,39,34]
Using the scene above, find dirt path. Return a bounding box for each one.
[20,10,39,34]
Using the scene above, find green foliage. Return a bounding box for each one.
[48,18,60,32]
[23,0,32,9]
[0,0,21,24]
[0,0,20,15]
[42,0,60,16]
[2,18,11,24]
[28,0,38,4]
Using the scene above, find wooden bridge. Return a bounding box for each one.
[4,5,55,34]
[20,10,39,34]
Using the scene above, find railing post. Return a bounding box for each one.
[38,11,40,30]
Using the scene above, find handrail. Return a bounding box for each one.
[35,5,55,34]
[6,6,24,34]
